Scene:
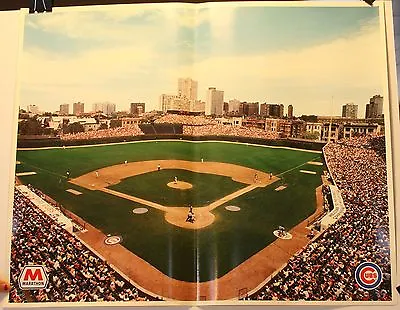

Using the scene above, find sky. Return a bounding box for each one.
[20,3,386,117]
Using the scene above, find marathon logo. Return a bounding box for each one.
[18,265,48,290]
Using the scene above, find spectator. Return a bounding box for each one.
[249,135,391,301]
[61,125,143,141]
[9,189,158,303]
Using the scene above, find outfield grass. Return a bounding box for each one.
[16,141,324,282]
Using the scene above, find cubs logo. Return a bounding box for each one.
[355,262,382,290]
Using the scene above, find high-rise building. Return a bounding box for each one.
[365,95,383,119]
[288,105,294,119]
[260,103,268,117]
[223,102,229,114]
[240,102,259,116]
[278,104,284,118]
[59,104,69,115]
[260,103,284,118]
[73,102,84,116]
[160,78,201,113]
[248,103,259,116]
[206,87,224,116]
[178,78,198,101]
[172,97,191,111]
[105,103,116,115]
[27,105,39,114]
[159,95,193,112]
[130,103,145,116]
[191,100,205,113]
[365,104,370,119]
[342,103,358,119]
[160,94,176,112]
[93,102,116,115]
[228,99,241,113]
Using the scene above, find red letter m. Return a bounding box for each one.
[24,268,43,281]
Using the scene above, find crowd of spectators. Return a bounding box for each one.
[183,124,279,140]
[322,184,333,212]
[61,125,144,141]
[154,114,218,126]
[337,135,386,158]
[249,135,392,301]
[155,114,279,139]
[57,114,283,141]
[26,184,61,210]
[9,189,158,303]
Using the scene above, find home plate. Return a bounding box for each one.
[275,185,287,191]
[16,172,36,176]
[308,161,323,166]
[66,189,82,195]
[225,206,241,212]
[300,170,317,175]
[133,207,148,214]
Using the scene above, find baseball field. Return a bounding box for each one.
[15,140,325,299]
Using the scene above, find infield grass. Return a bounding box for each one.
[109,169,245,207]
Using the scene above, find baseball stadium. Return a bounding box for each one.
[9,115,392,303]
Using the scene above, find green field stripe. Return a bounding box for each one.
[277,156,321,177]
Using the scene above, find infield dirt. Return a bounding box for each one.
[70,160,279,229]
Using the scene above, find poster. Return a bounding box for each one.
[7,1,397,305]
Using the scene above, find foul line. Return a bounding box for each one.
[277,156,321,177]
[101,188,168,212]
[204,184,258,211]
[16,162,68,179]
[102,184,262,214]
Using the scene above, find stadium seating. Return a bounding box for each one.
[248,136,391,301]
[9,189,159,303]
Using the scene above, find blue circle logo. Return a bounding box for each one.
[355,262,382,290]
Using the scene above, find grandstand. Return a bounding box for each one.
[9,188,160,303]
[247,135,392,301]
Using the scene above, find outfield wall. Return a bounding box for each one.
[17,134,326,151]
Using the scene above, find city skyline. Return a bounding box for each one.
[20,4,385,117]
[21,82,383,119]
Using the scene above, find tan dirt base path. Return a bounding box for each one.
[70,160,279,230]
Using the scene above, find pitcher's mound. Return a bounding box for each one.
[167,181,193,190]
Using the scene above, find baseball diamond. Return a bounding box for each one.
[15,140,325,300]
